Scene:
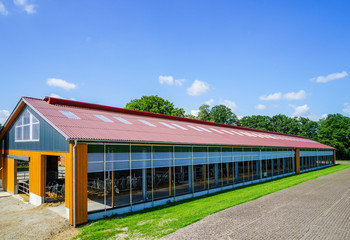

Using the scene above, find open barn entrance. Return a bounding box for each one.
[17,160,30,200]
[44,156,65,202]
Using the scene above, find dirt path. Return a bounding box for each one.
[163,167,350,240]
[0,194,78,240]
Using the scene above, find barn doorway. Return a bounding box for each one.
[17,160,30,200]
[44,155,65,202]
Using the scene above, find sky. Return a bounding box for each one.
[1,0,350,125]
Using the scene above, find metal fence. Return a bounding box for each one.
[18,181,29,195]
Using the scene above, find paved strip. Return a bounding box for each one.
[163,167,350,240]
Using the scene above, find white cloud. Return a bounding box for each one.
[13,0,36,14]
[205,98,214,106]
[0,2,8,16]
[159,76,186,86]
[284,90,306,100]
[50,93,65,99]
[289,104,310,117]
[220,99,237,111]
[174,79,186,86]
[237,115,244,120]
[311,71,348,83]
[187,80,210,96]
[159,75,174,85]
[259,92,282,101]
[321,114,328,119]
[47,78,77,91]
[255,104,266,110]
[260,90,307,101]
[343,103,350,114]
[190,110,200,117]
[0,109,10,125]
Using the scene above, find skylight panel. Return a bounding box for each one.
[196,126,211,132]
[240,132,255,137]
[187,125,202,131]
[59,110,80,119]
[94,114,113,122]
[171,123,187,130]
[230,130,244,136]
[209,128,224,134]
[159,122,176,129]
[114,116,132,124]
[138,119,156,127]
[221,129,234,135]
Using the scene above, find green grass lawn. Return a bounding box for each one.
[17,166,29,171]
[75,164,350,240]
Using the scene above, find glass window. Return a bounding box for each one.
[15,110,40,142]
[193,164,206,192]
[153,167,173,200]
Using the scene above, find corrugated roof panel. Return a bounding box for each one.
[22,97,334,149]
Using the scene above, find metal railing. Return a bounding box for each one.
[58,169,65,179]
[17,172,29,182]
[18,181,29,195]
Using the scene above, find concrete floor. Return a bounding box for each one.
[163,166,350,240]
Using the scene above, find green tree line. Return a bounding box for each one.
[126,96,350,159]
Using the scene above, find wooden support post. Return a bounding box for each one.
[333,149,336,165]
[111,171,114,208]
[295,149,300,174]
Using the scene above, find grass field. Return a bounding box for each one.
[75,164,350,240]
[17,166,29,171]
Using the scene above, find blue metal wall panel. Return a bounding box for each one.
[4,105,69,152]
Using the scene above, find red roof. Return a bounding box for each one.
[22,97,333,149]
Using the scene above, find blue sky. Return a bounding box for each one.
[1,0,350,124]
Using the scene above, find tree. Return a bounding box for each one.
[125,95,185,117]
[298,117,319,140]
[317,114,350,159]
[197,104,211,121]
[238,115,273,131]
[210,105,238,125]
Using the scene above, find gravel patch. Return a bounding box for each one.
[0,195,75,240]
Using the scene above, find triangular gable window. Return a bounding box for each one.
[15,110,40,142]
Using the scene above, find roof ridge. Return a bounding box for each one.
[43,96,308,139]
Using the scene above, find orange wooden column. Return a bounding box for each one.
[68,143,88,226]
[7,158,17,194]
[295,149,300,174]
[2,157,7,190]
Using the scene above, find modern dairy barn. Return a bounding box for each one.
[0,96,335,226]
